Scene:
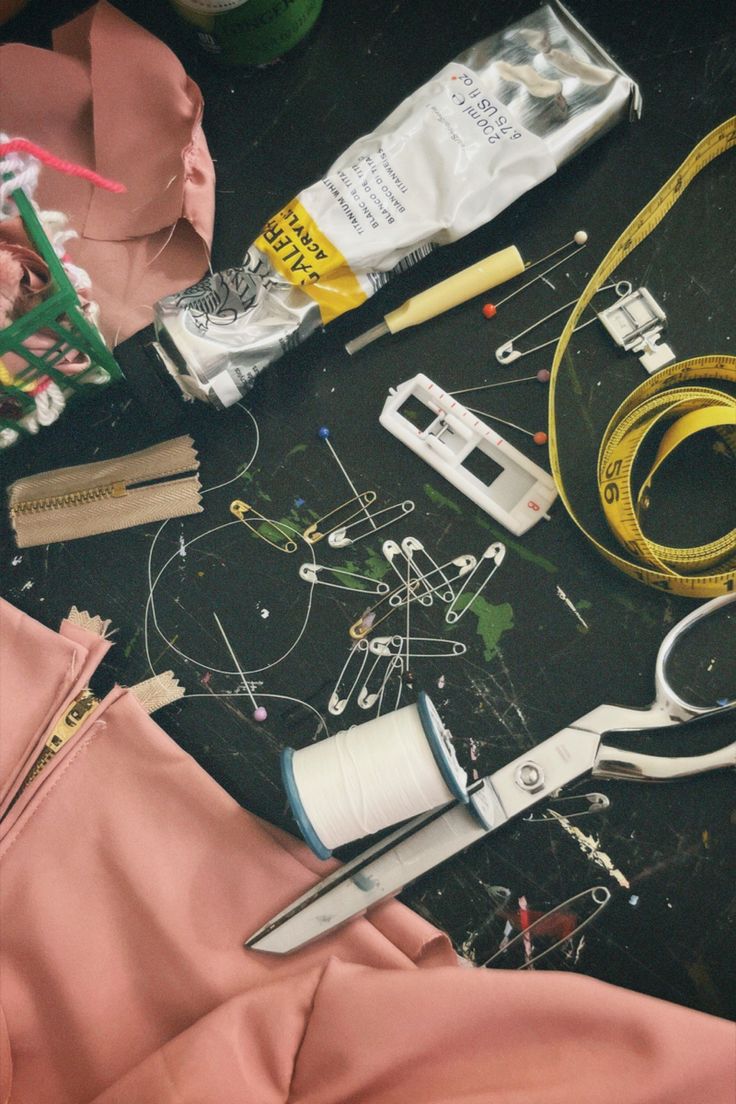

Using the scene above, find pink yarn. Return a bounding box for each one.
[0,138,126,193]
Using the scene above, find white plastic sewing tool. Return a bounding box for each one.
[303,492,377,544]
[597,285,675,373]
[299,563,390,596]
[445,542,506,624]
[213,611,267,722]
[345,232,588,354]
[328,640,370,715]
[495,281,630,365]
[380,373,557,536]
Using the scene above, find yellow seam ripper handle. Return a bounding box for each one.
[384,245,525,334]
[548,116,736,598]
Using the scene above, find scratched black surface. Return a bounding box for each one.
[1,0,735,1017]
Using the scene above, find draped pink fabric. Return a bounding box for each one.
[0,1,215,345]
[0,597,734,1103]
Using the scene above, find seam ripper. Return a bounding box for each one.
[344,231,587,355]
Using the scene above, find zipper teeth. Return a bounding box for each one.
[10,482,125,516]
[2,689,101,821]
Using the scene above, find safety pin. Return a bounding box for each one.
[495,281,631,365]
[481,886,612,969]
[350,556,476,639]
[383,540,433,605]
[327,500,415,548]
[299,563,390,596]
[369,635,467,659]
[328,639,370,715]
[358,650,400,710]
[230,500,298,553]
[402,537,455,603]
[445,542,506,624]
[376,654,405,716]
[525,792,610,822]
[387,555,477,608]
[303,492,377,544]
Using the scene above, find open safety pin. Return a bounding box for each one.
[496,281,632,365]
[481,886,612,969]
[328,639,370,715]
[327,500,415,548]
[230,500,298,553]
[303,492,377,544]
[524,791,610,822]
[446,543,506,624]
[299,563,390,596]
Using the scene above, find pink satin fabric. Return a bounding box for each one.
[0,598,733,1103]
[0,1,215,346]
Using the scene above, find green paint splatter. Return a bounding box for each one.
[284,443,308,463]
[452,597,514,661]
[238,468,254,483]
[123,626,142,659]
[474,516,557,574]
[424,483,462,514]
[360,546,393,581]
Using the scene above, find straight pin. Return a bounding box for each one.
[462,405,548,446]
[213,612,267,722]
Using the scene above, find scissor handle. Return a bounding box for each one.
[654,593,736,720]
[594,705,736,781]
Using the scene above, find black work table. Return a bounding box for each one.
[2,0,734,1018]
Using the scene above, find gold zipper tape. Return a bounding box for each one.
[548,117,736,597]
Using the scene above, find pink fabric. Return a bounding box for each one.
[0,598,734,1103]
[0,1,215,345]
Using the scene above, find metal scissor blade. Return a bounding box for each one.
[246,797,498,953]
[246,727,602,953]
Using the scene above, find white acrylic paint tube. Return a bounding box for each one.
[280,693,467,859]
[153,1,641,408]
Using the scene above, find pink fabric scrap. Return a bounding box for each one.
[0,0,215,346]
[0,597,734,1104]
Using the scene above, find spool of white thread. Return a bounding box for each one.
[281,692,468,859]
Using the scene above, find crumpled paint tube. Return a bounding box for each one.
[153,1,641,408]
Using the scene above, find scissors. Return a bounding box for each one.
[246,594,736,954]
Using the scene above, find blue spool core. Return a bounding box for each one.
[417,691,469,803]
[280,746,332,859]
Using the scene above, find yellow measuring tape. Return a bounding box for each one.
[548,117,736,597]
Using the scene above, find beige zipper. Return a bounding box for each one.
[7,435,202,548]
[10,481,127,516]
[2,688,101,823]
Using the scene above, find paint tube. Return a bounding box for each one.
[152,1,641,408]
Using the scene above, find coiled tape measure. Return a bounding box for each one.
[548,116,736,597]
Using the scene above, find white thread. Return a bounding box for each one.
[288,700,466,850]
[143,406,328,736]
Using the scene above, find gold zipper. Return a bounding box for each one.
[2,688,101,820]
[9,482,126,517]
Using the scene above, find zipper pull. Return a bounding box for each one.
[10,688,101,805]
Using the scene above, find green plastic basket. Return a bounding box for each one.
[0,180,123,447]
